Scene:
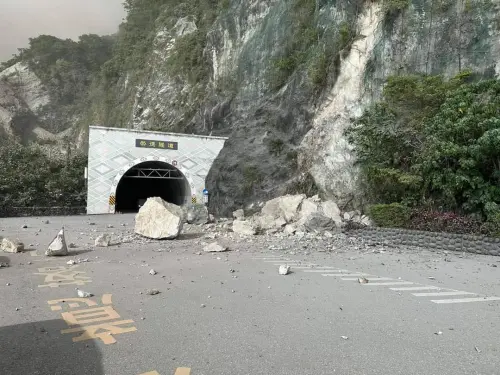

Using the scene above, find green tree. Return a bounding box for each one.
[345,71,500,219]
[418,79,500,215]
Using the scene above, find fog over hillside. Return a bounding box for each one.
[0,0,125,61]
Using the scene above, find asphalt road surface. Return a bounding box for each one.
[1,214,499,375]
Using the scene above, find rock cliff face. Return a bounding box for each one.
[0,63,51,143]
[1,0,499,215]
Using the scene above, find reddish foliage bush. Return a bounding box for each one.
[406,209,484,235]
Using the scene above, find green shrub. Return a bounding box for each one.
[167,31,209,85]
[345,73,500,219]
[482,211,500,237]
[407,209,483,234]
[369,203,410,228]
[0,144,87,208]
[242,165,262,194]
[268,138,285,156]
[308,51,329,89]
[382,0,410,13]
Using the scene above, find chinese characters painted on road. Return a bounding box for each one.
[35,265,92,288]
[47,293,137,344]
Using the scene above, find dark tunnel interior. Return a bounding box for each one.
[115,161,189,213]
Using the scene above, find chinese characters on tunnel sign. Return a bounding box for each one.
[135,139,178,150]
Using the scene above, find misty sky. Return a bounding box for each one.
[0,0,126,61]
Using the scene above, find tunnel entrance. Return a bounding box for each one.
[115,161,189,213]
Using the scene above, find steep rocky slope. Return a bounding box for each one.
[1,0,499,215]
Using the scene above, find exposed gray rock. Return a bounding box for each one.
[302,212,338,233]
[1,238,24,253]
[232,219,257,236]
[95,234,111,247]
[274,217,287,228]
[232,209,245,220]
[135,197,184,239]
[284,224,297,235]
[261,194,306,223]
[299,198,319,218]
[256,215,277,231]
[320,201,343,227]
[203,242,229,252]
[344,210,372,226]
[45,228,68,256]
[278,265,291,275]
[185,204,208,225]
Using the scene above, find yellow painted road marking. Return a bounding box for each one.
[138,369,190,375]
[35,265,92,288]
[48,294,137,344]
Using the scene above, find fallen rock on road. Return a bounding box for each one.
[230,193,369,237]
[1,238,24,253]
[232,219,258,235]
[135,197,184,239]
[278,265,291,275]
[45,228,68,256]
[204,242,229,252]
[185,204,209,225]
[95,234,111,247]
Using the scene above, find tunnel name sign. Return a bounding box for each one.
[135,139,178,150]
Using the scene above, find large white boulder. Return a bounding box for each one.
[296,198,320,227]
[185,204,208,225]
[256,215,277,230]
[1,238,24,253]
[299,198,319,218]
[293,198,343,233]
[232,209,245,220]
[261,194,306,223]
[232,219,258,235]
[302,212,337,233]
[135,197,185,239]
[320,201,343,227]
[46,228,68,256]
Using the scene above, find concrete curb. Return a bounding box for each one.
[345,226,500,256]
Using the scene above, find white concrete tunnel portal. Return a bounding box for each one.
[115,161,190,213]
[86,126,227,215]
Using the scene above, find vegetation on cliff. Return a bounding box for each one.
[346,72,500,234]
[0,0,499,224]
[1,34,114,133]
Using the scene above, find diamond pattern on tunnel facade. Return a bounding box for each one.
[86,126,227,214]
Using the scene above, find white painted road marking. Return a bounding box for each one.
[431,297,500,304]
[291,266,339,269]
[321,273,369,277]
[305,269,350,273]
[361,281,415,286]
[390,286,441,291]
[341,277,395,281]
[412,291,476,297]
[255,257,500,305]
